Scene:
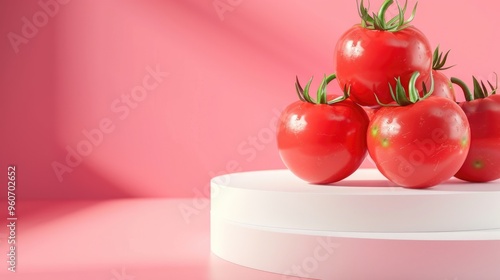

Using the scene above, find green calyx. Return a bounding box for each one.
[432,45,454,71]
[450,74,498,101]
[295,74,349,105]
[358,0,417,32]
[376,71,434,106]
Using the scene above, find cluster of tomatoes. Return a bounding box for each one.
[276,0,500,188]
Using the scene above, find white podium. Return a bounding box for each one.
[210,169,500,279]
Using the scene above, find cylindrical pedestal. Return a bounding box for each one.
[210,169,500,279]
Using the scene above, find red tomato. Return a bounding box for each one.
[431,70,455,101]
[277,75,369,184]
[335,0,432,107]
[452,77,500,182]
[367,73,470,188]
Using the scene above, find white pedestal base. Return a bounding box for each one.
[210,169,500,279]
[211,215,500,279]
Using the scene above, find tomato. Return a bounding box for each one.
[452,76,500,182]
[277,74,369,184]
[429,47,455,100]
[335,0,432,107]
[367,72,470,188]
[431,70,455,100]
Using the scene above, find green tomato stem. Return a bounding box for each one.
[472,77,485,100]
[450,77,474,101]
[378,0,393,27]
[377,71,434,107]
[432,46,454,71]
[408,71,420,102]
[295,74,346,105]
[358,0,417,32]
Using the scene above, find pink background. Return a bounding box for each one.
[1,0,499,200]
[1,1,500,279]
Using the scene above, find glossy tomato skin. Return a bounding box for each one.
[455,94,500,182]
[277,98,369,184]
[335,25,432,107]
[430,70,455,101]
[367,97,470,188]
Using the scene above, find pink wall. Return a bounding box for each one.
[1,0,499,199]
